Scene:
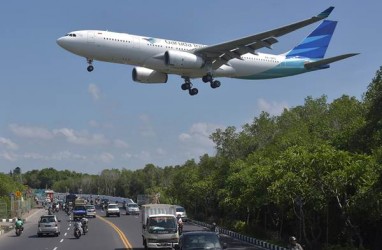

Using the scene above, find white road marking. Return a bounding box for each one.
[67,227,70,230]
[64,232,67,236]
[60,239,64,243]
[53,247,57,250]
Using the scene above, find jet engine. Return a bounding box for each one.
[132,67,168,83]
[164,51,204,69]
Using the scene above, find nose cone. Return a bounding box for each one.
[56,37,66,48]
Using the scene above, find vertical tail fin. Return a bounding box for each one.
[286,20,337,59]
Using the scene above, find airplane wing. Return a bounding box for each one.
[304,53,359,70]
[194,6,335,69]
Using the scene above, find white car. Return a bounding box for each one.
[106,203,120,217]
[37,215,60,237]
[86,204,96,218]
[126,203,140,215]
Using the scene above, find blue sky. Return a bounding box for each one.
[0,0,380,174]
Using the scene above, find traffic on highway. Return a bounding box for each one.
[0,194,261,250]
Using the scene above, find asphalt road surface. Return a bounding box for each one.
[0,207,263,250]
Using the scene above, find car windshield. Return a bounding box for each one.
[108,204,118,208]
[176,207,185,212]
[41,216,56,223]
[74,206,86,210]
[86,205,95,209]
[148,216,177,233]
[183,234,222,249]
[128,204,138,208]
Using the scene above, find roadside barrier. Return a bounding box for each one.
[189,219,287,250]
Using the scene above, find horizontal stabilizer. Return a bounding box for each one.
[304,53,359,70]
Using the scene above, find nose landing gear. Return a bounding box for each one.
[86,59,94,72]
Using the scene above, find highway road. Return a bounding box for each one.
[0,206,262,250]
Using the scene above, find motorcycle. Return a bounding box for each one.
[81,218,88,235]
[15,226,23,236]
[178,223,183,235]
[74,222,83,239]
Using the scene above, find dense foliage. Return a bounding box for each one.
[0,171,27,211]
[15,67,382,249]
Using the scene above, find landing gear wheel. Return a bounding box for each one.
[202,74,212,83]
[211,80,221,89]
[189,88,198,96]
[87,65,94,72]
[181,83,191,90]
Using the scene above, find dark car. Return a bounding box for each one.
[177,231,226,250]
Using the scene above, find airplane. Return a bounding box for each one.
[57,6,358,96]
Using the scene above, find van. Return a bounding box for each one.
[175,205,188,222]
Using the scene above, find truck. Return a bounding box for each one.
[141,204,179,249]
[72,198,87,220]
[65,194,77,208]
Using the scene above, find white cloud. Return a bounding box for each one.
[88,120,114,129]
[179,122,221,148]
[137,151,151,162]
[9,124,53,139]
[122,152,132,159]
[113,139,129,148]
[0,137,18,150]
[53,128,109,146]
[51,151,87,161]
[179,133,191,141]
[257,98,289,116]
[100,152,114,163]
[88,83,101,100]
[139,114,156,137]
[88,120,99,127]
[22,152,47,160]
[177,122,221,160]
[0,151,17,161]
[156,148,166,156]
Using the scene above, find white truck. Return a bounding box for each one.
[141,204,179,249]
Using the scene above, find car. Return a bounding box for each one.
[37,215,60,237]
[176,205,188,222]
[86,204,96,218]
[126,203,140,215]
[176,231,226,250]
[106,203,120,217]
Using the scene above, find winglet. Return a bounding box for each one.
[317,6,335,19]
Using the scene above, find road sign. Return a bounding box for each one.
[15,191,22,198]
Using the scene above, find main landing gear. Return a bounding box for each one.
[181,77,199,96]
[202,73,221,89]
[86,59,94,72]
[181,74,221,96]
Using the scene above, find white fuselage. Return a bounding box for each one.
[57,30,309,80]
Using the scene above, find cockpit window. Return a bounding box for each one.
[66,33,77,37]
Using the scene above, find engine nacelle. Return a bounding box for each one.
[132,67,168,84]
[164,50,204,69]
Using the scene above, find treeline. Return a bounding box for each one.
[0,169,27,211]
[21,67,382,249]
